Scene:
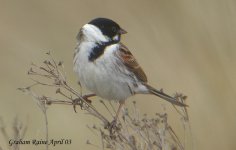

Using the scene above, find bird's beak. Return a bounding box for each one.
[119,28,127,34]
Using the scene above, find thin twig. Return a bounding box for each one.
[18,52,190,150]
[44,111,49,150]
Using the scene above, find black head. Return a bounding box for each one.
[88,18,127,41]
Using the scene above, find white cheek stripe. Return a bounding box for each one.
[113,35,119,41]
[82,24,109,42]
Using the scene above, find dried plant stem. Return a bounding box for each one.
[0,118,10,150]
[18,52,190,150]
[44,110,49,150]
[0,117,28,150]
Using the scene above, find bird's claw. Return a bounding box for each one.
[108,119,117,135]
[72,98,80,113]
[72,94,94,113]
[108,119,122,136]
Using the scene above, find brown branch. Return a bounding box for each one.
[18,52,190,150]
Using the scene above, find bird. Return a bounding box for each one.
[73,18,187,126]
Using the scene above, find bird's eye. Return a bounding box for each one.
[112,27,117,32]
[100,25,105,29]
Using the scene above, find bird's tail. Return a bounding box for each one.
[146,85,187,107]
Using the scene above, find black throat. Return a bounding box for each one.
[88,41,117,62]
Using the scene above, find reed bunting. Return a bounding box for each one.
[73,18,187,125]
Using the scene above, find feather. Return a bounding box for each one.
[116,43,147,83]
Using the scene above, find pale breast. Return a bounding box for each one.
[74,42,133,101]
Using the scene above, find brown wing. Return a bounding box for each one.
[116,43,147,83]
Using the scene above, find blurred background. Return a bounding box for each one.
[0,0,236,149]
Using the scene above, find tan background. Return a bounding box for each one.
[0,0,236,149]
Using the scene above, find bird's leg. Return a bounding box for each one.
[82,93,96,103]
[109,101,125,133]
[115,101,125,122]
[73,93,96,112]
